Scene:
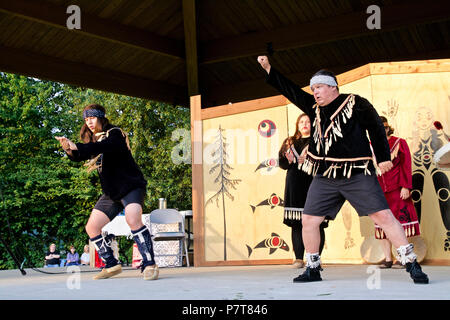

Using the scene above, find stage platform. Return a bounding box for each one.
[1,264,449,300]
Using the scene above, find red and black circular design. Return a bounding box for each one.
[258,119,276,137]
[271,236,280,247]
[268,194,280,206]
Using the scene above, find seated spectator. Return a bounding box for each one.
[80,244,90,266]
[66,245,80,266]
[44,243,60,267]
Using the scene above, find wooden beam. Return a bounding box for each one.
[201,95,290,120]
[0,45,188,106]
[0,0,185,60]
[368,59,450,75]
[182,0,199,96]
[200,0,450,64]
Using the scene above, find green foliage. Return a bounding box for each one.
[0,73,192,269]
[68,87,192,210]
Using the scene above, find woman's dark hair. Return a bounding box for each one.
[311,69,339,92]
[294,113,309,140]
[380,115,394,136]
[280,113,310,154]
[80,104,110,143]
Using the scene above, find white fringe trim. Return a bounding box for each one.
[396,244,417,265]
[284,208,303,220]
[305,252,321,268]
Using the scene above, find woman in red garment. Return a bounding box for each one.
[376,116,421,268]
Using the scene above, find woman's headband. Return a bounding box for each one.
[83,109,105,119]
[309,75,338,89]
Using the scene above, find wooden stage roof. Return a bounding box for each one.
[0,0,449,108]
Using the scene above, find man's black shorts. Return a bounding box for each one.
[94,188,146,220]
[303,173,389,220]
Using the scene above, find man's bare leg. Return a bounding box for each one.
[293,214,325,282]
[301,214,325,253]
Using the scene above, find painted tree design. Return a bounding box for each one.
[205,125,241,260]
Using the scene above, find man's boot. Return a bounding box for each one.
[406,260,429,284]
[293,253,322,282]
[397,244,429,284]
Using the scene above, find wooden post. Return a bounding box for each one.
[190,95,204,266]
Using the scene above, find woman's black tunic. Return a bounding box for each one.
[279,137,313,227]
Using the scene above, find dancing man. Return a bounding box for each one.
[257,56,428,284]
[56,104,159,280]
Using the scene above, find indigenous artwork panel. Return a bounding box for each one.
[196,59,450,265]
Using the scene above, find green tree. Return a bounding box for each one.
[67,87,192,211]
[0,73,98,269]
[0,73,192,269]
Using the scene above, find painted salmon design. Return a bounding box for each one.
[250,193,284,213]
[246,233,289,257]
[254,158,278,172]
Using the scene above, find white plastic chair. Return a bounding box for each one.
[149,209,190,267]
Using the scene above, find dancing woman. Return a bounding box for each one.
[56,104,158,280]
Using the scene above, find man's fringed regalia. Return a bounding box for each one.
[267,67,390,180]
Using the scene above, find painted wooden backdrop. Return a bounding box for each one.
[191,59,450,266]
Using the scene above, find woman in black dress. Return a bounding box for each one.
[55,104,158,280]
[279,113,327,268]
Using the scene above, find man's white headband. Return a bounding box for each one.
[309,75,338,89]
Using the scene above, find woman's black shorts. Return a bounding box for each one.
[94,188,146,220]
